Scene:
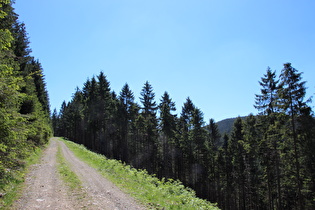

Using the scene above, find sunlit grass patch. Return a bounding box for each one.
[61,138,219,210]
[56,144,82,191]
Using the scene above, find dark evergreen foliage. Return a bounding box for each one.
[3,1,314,208]
[0,0,52,191]
[54,64,315,209]
[255,67,279,115]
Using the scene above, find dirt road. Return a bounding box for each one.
[12,138,146,210]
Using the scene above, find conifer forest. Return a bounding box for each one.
[0,0,52,194]
[53,65,315,209]
[2,1,315,209]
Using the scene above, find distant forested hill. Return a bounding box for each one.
[217,116,246,135]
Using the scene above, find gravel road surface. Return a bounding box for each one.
[12,138,146,210]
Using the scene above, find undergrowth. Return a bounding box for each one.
[0,142,46,210]
[61,138,219,210]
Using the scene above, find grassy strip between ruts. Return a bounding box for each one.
[60,138,219,210]
[56,145,86,199]
[56,142,93,209]
[56,143,84,193]
[0,143,47,210]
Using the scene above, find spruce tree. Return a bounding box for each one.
[140,81,157,117]
[278,63,309,209]
[229,117,246,209]
[158,91,177,178]
[178,97,195,183]
[206,119,221,202]
[159,91,177,138]
[255,67,279,115]
[51,108,59,136]
[190,107,207,196]
[242,114,264,209]
[139,81,158,173]
[255,67,283,209]
[0,0,51,188]
[96,72,112,155]
[222,133,233,210]
[118,83,135,162]
[84,77,98,150]
[29,59,50,116]
[0,0,22,180]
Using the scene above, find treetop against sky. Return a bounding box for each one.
[15,0,315,121]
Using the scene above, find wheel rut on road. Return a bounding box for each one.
[12,139,80,209]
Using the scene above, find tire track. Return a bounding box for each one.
[58,139,146,210]
[12,139,80,210]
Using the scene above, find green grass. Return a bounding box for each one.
[0,142,47,210]
[56,142,90,208]
[56,144,83,191]
[60,138,219,210]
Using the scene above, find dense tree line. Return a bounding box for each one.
[54,63,314,209]
[0,0,51,189]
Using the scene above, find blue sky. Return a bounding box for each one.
[15,0,315,122]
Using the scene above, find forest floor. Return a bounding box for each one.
[11,138,146,210]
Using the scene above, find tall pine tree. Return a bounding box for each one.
[139,81,158,173]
